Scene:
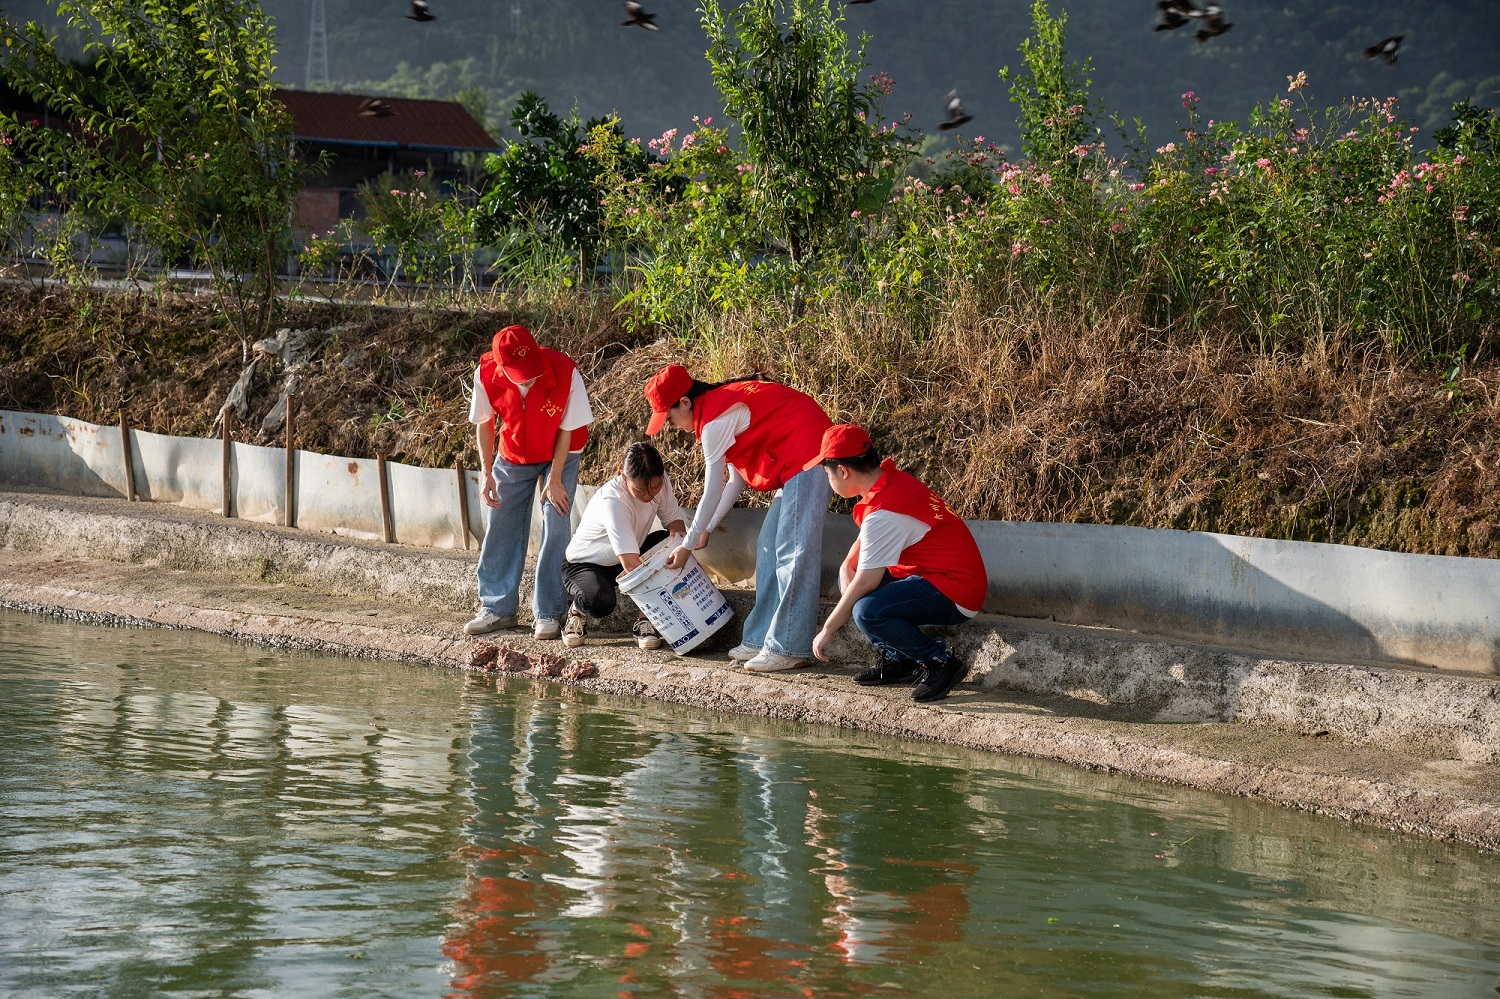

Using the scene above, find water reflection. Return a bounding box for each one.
[1,611,1498,999]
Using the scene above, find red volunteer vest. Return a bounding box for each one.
[477,346,589,464]
[853,459,988,611]
[692,382,833,492]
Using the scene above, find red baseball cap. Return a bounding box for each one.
[492,325,545,384]
[644,364,694,436]
[803,424,873,470]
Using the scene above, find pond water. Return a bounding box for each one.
[2,609,1498,999]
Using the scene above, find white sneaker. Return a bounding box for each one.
[727,643,760,663]
[743,649,806,672]
[562,608,587,648]
[464,610,516,636]
[533,617,562,641]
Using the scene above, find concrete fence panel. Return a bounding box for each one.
[131,429,222,510]
[0,411,129,498]
[231,441,287,525]
[294,451,383,540]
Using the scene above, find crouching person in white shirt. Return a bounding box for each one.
[561,442,687,649]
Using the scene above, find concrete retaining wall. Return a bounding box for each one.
[4,408,1498,674]
[5,490,1500,767]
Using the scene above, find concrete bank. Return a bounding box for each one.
[2,488,1499,851]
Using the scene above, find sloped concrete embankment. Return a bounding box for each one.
[4,488,1500,770]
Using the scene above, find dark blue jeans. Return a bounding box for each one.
[851,573,968,663]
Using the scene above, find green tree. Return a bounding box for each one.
[472,91,630,264]
[700,0,907,276]
[999,0,1098,170]
[0,0,306,360]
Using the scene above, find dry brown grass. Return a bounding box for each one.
[3,283,1498,557]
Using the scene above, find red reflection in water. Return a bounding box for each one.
[443,845,557,996]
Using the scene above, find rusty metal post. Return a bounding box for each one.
[283,395,298,528]
[119,411,137,502]
[454,459,471,550]
[221,410,233,518]
[377,453,394,544]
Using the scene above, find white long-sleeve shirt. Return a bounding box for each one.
[683,403,751,548]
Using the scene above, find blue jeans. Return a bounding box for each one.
[740,466,830,659]
[476,453,580,621]
[851,573,968,663]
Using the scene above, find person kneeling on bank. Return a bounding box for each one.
[561,441,688,650]
[808,426,988,703]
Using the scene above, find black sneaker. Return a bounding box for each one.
[853,651,922,686]
[912,652,970,702]
[632,615,665,650]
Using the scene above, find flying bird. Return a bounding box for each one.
[1363,35,1404,66]
[1191,3,1233,42]
[358,98,395,118]
[621,1,659,30]
[1154,0,1195,32]
[938,90,972,131]
[406,0,436,23]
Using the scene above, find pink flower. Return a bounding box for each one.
[1007,183,1021,196]
[1255,158,1271,169]
[1286,72,1308,92]
[413,170,426,178]
[1011,241,1025,258]
[1128,182,1145,192]
[1203,167,1218,176]
[850,210,861,218]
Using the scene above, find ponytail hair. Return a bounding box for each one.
[684,372,772,402]
[622,441,666,483]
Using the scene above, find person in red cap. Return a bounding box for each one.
[643,364,833,671]
[464,324,594,639]
[807,425,987,702]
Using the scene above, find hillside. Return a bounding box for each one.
[3,1,1498,151]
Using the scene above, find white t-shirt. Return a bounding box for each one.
[684,404,751,546]
[468,366,593,454]
[857,509,979,617]
[567,473,688,566]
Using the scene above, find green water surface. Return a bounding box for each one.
[1,610,1497,998]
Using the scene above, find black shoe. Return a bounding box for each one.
[853,651,922,686]
[912,652,970,702]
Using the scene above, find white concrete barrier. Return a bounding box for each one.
[2,409,1496,673]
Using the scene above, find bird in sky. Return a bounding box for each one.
[1191,3,1233,42]
[406,0,436,23]
[621,1,660,30]
[1363,35,1404,66]
[938,90,973,131]
[358,98,395,118]
[1154,0,1195,32]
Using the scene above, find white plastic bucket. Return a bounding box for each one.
[617,539,734,655]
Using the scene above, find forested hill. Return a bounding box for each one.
[6,0,1499,151]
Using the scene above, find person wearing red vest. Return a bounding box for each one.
[644,364,833,672]
[464,325,593,640]
[807,425,987,702]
